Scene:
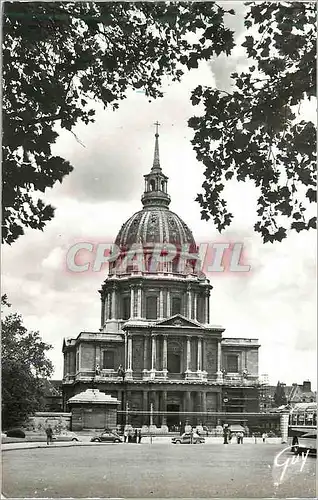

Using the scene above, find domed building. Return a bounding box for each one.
[62,128,260,431]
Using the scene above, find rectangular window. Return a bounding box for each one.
[167,352,181,373]
[197,296,204,323]
[226,355,239,373]
[102,350,115,369]
[76,351,79,371]
[122,297,130,320]
[171,297,181,316]
[146,296,157,319]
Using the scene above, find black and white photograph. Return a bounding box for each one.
[1,1,317,499]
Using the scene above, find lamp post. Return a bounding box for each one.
[150,402,153,445]
[117,365,126,430]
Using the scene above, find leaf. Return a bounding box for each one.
[291,221,307,232]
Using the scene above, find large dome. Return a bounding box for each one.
[113,126,199,272]
[115,208,196,249]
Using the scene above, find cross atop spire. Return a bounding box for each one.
[152,121,161,171]
[154,121,160,136]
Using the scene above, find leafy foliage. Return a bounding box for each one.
[1,296,54,428]
[273,381,287,407]
[3,1,234,244]
[189,2,316,242]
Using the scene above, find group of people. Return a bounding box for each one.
[223,428,245,444]
[123,428,142,443]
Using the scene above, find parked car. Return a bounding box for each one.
[91,431,122,443]
[6,429,25,438]
[52,431,79,442]
[294,430,317,455]
[171,432,205,444]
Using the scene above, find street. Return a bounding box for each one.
[2,441,316,498]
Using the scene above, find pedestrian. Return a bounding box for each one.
[190,428,194,444]
[223,428,228,445]
[262,432,267,443]
[239,431,244,444]
[45,424,53,445]
[124,428,128,443]
[137,429,142,444]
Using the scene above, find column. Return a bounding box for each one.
[104,293,109,321]
[143,391,148,425]
[202,338,206,372]
[162,335,168,375]
[124,335,128,371]
[166,290,171,317]
[186,391,191,417]
[151,334,157,372]
[137,286,142,318]
[216,339,222,381]
[217,340,221,372]
[111,286,117,319]
[126,335,133,378]
[155,392,160,427]
[100,296,105,327]
[108,292,112,320]
[95,345,101,373]
[162,390,167,426]
[197,337,202,371]
[204,290,209,323]
[159,289,164,319]
[196,393,202,424]
[202,392,207,414]
[217,392,222,411]
[143,336,149,372]
[186,336,191,372]
[130,286,135,318]
[193,292,197,321]
[187,285,192,319]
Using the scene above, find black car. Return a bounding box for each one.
[91,431,122,443]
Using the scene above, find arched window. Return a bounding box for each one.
[150,180,156,191]
[161,180,165,192]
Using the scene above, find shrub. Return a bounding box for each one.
[6,428,26,438]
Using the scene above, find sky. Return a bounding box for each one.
[2,3,317,389]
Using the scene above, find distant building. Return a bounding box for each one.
[62,129,261,430]
[260,380,316,412]
[288,380,316,405]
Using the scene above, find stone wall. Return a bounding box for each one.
[71,404,118,431]
[26,412,71,433]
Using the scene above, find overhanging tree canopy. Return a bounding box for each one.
[2,1,234,244]
[189,2,316,242]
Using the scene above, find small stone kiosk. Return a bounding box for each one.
[68,389,120,431]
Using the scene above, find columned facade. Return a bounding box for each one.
[62,128,260,430]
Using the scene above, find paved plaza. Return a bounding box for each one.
[2,440,316,498]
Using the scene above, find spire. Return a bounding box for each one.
[152,121,161,172]
[141,122,171,210]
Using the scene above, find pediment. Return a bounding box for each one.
[156,314,203,329]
